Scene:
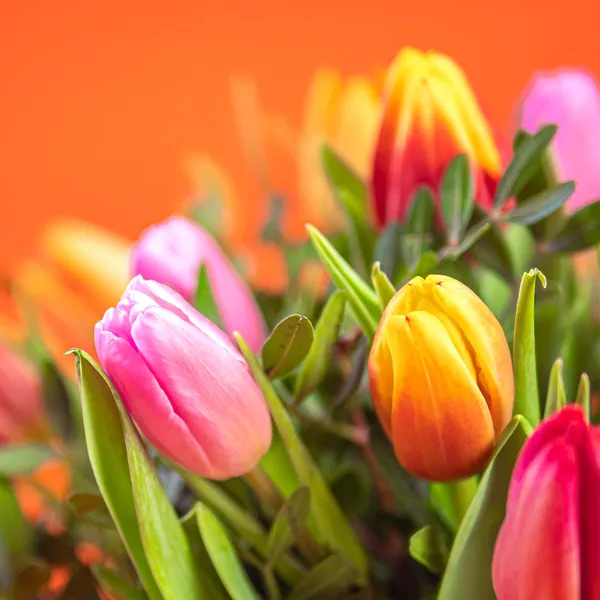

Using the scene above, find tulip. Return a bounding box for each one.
[519,69,600,212]
[368,274,513,481]
[493,406,600,600]
[95,276,272,479]
[370,47,502,227]
[0,341,44,444]
[131,216,267,353]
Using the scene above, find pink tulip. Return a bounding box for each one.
[519,69,600,212]
[94,276,272,480]
[131,216,267,352]
[492,406,600,600]
[0,342,43,444]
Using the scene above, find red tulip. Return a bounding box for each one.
[493,406,600,599]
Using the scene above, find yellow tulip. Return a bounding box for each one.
[369,275,513,481]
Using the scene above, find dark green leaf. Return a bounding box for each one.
[543,358,566,419]
[442,221,490,261]
[441,154,474,244]
[438,417,532,600]
[0,478,31,561]
[0,444,54,477]
[92,566,148,600]
[499,181,575,225]
[196,504,261,600]
[545,199,600,252]
[194,264,224,329]
[68,493,106,516]
[294,292,346,401]
[470,221,515,281]
[408,525,448,574]
[494,125,557,209]
[321,145,374,274]
[267,487,311,565]
[407,251,439,281]
[373,222,404,282]
[403,187,435,267]
[262,315,314,379]
[287,555,360,600]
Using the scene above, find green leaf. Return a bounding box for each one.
[441,154,474,245]
[469,220,515,281]
[0,479,31,561]
[68,493,107,516]
[294,292,346,402]
[307,225,381,337]
[321,145,374,275]
[236,334,368,579]
[494,124,557,209]
[543,358,566,419]
[403,187,435,267]
[499,181,575,225]
[262,315,314,379]
[91,566,148,600]
[438,416,532,600]
[408,525,448,574]
[286,555,360,600]
[262,196,286,244]
[374,222,404,282]
[0,444,54,477]
[69,350,163,600]
[545,199,600,252]
[267,487,311,565]
[371,262,396,309]
[194,264,224,329]
[189,195,223,240]
[513,269,546,426]
[407,251,439,281]
[197,504,261,600]
[442,221,491,261]
[575,372,591,421]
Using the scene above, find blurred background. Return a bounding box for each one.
[3,0,600,275]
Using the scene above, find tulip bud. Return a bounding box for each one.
[368,275,513,481]
[370,47,502,226]
[493,406,600,600]
[131,216,267,352]
[94,276,272,480]
[0,341,44,444]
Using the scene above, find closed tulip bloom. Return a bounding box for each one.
[94,276,272,479]
[519,69,600,212]
[493,406,600,600]
[368,275,513,481]
[131,216,267,352]
[370,47,502,226]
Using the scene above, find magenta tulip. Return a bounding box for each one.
[519,69,600,212]
[131,216,267,352]
[492,406,600,600]
[94,276,272,480]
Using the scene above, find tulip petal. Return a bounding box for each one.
[386,311,494,481]
[130,306,272,479]
[492,440,580,600]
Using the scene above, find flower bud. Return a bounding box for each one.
[95,276,272,479]
[131,216,267,353]
[493,406,600,600]
[368,275,513,481]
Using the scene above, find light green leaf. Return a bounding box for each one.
[513,269,546,426]
[438,416,532,600]
[70,350,163,600]
[307,225,380,337]
[408,525,448,574]
[575,373,591,421]
[267,487,311,565]
[262,315,314,379]
[294,292,346,402]
[441,154,474,245]
[371,262,396,309]
[197,504,261,600]
[91,566,148,600]
[286,555,360,600]
[499,182,575,225]
[236,334,368,580]
[543,358,566,419]
[0,445,54,477]
[0,478,31,561]
[194,264,224,329]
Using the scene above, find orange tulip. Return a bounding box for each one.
[370,47,502,227]
[368,275,513,481]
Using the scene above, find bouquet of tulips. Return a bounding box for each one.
[2,46,600,600]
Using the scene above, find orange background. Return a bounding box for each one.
[2,0,598,274]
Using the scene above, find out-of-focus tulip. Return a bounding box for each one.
[131,216,267,353]
[95,276,272,479]
[370,47,502,227]
[291,69,382,238]
[493,406,600,600]
[368,274,513,481]
[14,219,131,375]
[0,341,44,444]
[519,69,600,212]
